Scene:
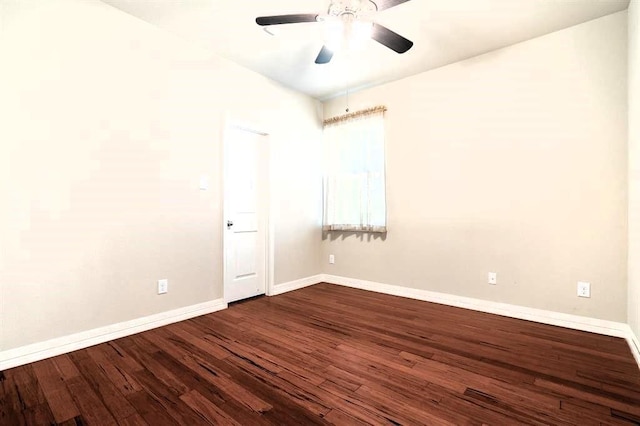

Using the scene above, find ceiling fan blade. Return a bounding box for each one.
[315,46,334,64]
[371,23,413,53]
[373,0,411,11]
[256,14,318,26]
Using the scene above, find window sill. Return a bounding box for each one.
[322,225,387,234]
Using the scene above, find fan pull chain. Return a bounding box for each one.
[346,88,350,113]
[345,57,350,112]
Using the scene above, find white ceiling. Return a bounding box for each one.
[101,0,629,100]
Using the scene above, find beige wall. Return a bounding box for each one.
[0,0,322,350]
[322,12,628,321]
[629,0,640,337]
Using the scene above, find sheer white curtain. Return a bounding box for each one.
[322,108,386,233]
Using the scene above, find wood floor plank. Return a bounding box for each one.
[534,377,640,416]
[179,389,242,426]
[85,345,143,396]
[125,389,178,426]
[56,415,89,426]
[65,375,118,426]
[31,358,80,423]
[52,355,80,381]
[323,408,371,426]
[165,321,230,360]
[147,349,278,426]
[2,283,639,425]
[129,368,207,425]
[113,413,148,426]
[0,371,22,426]
[68,350,138,421]
[139,329,275,415]
[4,365,56,425]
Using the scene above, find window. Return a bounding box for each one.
[322,106,387,233]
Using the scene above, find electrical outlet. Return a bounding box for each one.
[577,281,590,298]
[158,279,168,295]
[329,254,335,264]
[488,272,497,285]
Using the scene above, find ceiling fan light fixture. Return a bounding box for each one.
[327,0,376,18]
[351,20,373,45]
[256,0,413,64]
[324,15,372,53]
[324,19,345,52]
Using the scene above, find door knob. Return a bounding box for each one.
[227,220,233,229]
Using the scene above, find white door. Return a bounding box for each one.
[223,126,268,303]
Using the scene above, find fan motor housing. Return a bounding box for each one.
[328,0,377,18]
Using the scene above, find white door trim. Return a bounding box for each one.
[221,117,275,301]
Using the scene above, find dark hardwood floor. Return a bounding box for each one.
[2,283,640,425]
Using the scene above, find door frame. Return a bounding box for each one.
[221,117,275,302]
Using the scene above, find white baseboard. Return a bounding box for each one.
[0,298,227,371]
[626,325,640,368]
[323,274,639,370]
[322,274,630,338]
[3,274,638,372]
[269,274,324,296]
[270,273,635,345]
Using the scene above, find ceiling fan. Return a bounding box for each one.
[256,0,413,64]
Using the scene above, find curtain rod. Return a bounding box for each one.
[323,106,387,127]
